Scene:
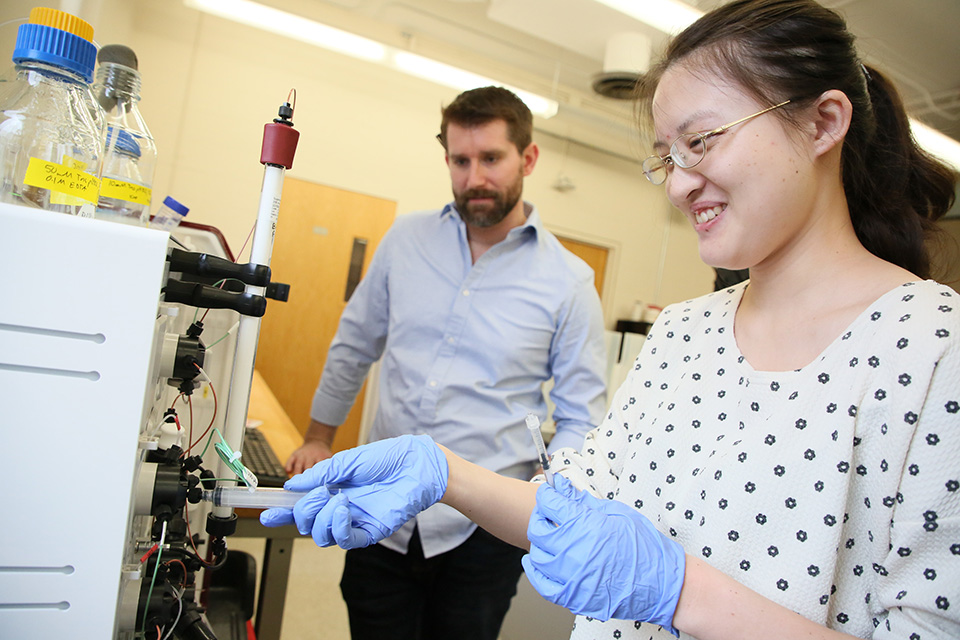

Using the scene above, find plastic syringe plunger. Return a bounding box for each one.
[525,414,554,486]
[202,486,309,510]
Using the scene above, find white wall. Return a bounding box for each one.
[1,0,715,327]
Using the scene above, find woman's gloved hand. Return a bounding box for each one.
[260,434,448,549]
[523,475,685,633]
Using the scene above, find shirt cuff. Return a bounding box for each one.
[309,387,353,426]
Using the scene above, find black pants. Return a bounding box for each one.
[339,525,525,640]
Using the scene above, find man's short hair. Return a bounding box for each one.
[438,86,533,153]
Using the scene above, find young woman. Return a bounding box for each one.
[262,1,959,637]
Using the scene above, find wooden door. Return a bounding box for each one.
[556,235,608,298]
[255,178,396,453]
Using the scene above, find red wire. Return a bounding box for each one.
[178,396,196,460]
[163,559,189,590]
[184,505,214,568]
[185,370,218,454]
[184,395,194,456]
[236,221,256,262]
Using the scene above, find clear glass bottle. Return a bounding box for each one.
[0,7,103,216]
[94,45,157,226]
[97,126,149,225]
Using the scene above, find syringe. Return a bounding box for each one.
[202,486,310,509]
[525,414,554,486]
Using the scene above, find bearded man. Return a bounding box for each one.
[287,86,608,640]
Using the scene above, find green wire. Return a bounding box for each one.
[141,520,166,636]
[215,440,252,484]
[200,428,255,486]
[204,328,234,351]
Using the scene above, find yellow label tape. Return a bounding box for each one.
[24,157,100,204]
[100,178,153,206]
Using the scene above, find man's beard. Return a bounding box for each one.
[454,176,523,228]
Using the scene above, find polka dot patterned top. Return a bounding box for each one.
[554,280,959,640]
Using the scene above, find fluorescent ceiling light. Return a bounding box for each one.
[592,0,704,35]
[184,0,386,61]
[183,0,558,118]
[393,52,558,118]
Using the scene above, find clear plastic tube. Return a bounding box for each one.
[150,195,188,231]
[202,486,309,509]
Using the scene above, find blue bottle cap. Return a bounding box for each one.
[13,23,97,83]
[163,196,189,216]
[106,127,142,159]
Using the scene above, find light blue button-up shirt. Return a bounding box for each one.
[311,202,607,556]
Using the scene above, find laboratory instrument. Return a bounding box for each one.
[0,93,298,640]
[94,44,157,226]
[203,487,309,509]
[0,7,103,216]
[525,413,554,486]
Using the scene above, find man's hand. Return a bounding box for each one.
[285,420,337,475]
[286,439,333,475]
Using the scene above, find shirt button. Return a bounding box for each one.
[429,380,438,387]
[462,289,470,296]
[447,337,455,344]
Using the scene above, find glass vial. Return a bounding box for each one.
[151,195,189,231]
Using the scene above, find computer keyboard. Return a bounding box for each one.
[242,427,289,488]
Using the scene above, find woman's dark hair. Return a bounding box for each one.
[636,0,957,279]
[438,86,533,154]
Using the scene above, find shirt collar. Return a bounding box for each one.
[441,201,541,240]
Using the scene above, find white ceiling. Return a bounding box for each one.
[301,0,960,157]
[271,0,959,215]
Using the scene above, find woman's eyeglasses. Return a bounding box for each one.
[642,100,791,185]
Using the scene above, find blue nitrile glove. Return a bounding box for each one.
[522,474,685,634]
[259,434,448,550]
